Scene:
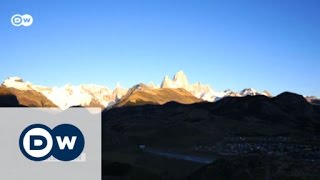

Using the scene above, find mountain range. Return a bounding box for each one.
[1,71,320,179]
[0,71,318,109]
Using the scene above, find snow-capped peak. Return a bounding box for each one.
[35,84,116,109]
[239,88,272,97]
[159,71,274,102]
[172,70,189,89]
[1,77,128,110]
[161,75,174,88]
[239,88,259,96]
[160,71,219,101]
[2,77,32,90]
[147,81,158,89]
[161,71,190,89]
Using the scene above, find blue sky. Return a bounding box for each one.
[0,0,319,96]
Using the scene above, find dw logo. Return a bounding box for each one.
[11,14,33,27]
[19,124,85,161]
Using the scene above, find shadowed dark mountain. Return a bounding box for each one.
[103,92,320,147]
[0,94,20,107]
[102,92,320,179]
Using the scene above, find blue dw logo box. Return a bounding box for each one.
[19,124,85,161]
